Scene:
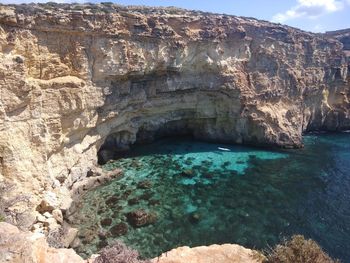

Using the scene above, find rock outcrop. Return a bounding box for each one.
[0,221,263,263]
[0,2,349,227]
[151,244,264,263]
[0,222,85,263]
[325,29,350,52]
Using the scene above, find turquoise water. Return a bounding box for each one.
[73,133,350,262]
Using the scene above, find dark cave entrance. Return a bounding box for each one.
[97,119,203,165]
[135,120,196,144]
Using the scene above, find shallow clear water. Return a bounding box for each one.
[73,133,350,261]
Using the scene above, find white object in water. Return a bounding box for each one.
[218,147,230,151]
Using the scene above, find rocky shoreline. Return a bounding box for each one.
[0,221,263,262]
[0,3,349,262]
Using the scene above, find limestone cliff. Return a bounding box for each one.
[325,28,350,52]
[0,3,349,221]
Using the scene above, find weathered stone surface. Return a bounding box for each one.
[70,169,123,199]
[151,244,264,263]
[60,224,79,248]
[0,222,264,263]
[46,217,59,231]
[325,29,350,51]
[0,222,85,263]
[37,192,59,213]
[0,3,349,214]
[0,4,349,261]
[52,209,63,224]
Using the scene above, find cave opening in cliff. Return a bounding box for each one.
[75,133,350,262]
[97,119,206,165]
[2,2,350,263]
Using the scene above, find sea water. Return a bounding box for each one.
[73,133,350,262]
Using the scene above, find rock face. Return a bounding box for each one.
[151,244,264,263]
[0,3,349,216]
[0,222,84,263]
[0,221,262,263]
[325,29,350,51]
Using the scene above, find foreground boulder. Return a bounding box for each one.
[0,221,262,263]
[151,244,264,263]
[0,222,84,263]
[1,222,336,263]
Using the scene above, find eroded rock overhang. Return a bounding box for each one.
[0,3,349,203]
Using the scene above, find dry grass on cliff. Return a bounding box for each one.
[94,241,150,263]
[264,235,340,263]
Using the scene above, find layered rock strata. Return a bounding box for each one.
[0,2,349,236]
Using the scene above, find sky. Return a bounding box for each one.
[1,0,349,32]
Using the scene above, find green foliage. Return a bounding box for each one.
[264,235,340,263]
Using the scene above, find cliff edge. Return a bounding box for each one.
[0,1,349,241]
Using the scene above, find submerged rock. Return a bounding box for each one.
[188,212,201,224]
[181,169,195,177]
[137,180,153,189]
[97,239,108,250]
[80,229,97,244]
[97,207,106,215]
[203,173,213,179]
[105,196,119,206]
[110,222,128,237]
[100,218,112,227]
[147,212,158,225]
[126,210,158,227]
[148,199,161,206]
[184,160,193,165]
[128,197,140,205]
[120,184,127,190]
[122,190,133,199]
[222,161,231,167]
[98,231,108,240]
[201,160,213,166]
[140,191,154,201]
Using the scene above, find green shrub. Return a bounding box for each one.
[264,235,340,263]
